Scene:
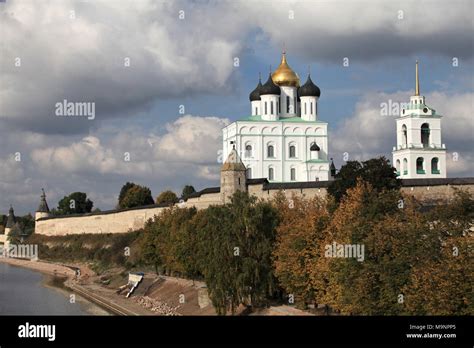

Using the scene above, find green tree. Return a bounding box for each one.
[196,191,279,314]
[181,185,196,200]
[156,190,179,205]
[118,182,136,208]
[57,192,93,215]
[328,156,400,203]
[119,185,154,209]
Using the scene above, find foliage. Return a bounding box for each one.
[328,156,400,203]
[181,185,196,200]
[119,184,154,209]
[155,190,179,205]
[57,192,93,215]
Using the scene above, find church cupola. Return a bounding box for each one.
[260,73,280,121]
[35,188,51,221]
[5,206,16,229]
[249,76,263,116]
[272,51,299,118]
[299,73,320,121]
[330,158,337,178]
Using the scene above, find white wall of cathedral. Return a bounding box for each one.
[260,94,280,121]
[222,121,330,182]
[393,150,447,179]
[300,96,318,121]
[251,100,261,116]
[279,86,298,117]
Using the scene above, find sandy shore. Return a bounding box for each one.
[0,257,76,278]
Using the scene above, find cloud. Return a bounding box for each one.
[331,90,474,176]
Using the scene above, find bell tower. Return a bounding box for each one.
[392,61,447,179]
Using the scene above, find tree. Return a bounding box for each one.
[119,185,154,209]
[156,190,179,205]
[196,191,279,314]
[181,185,196,200]
[272,192,330,308]
[117,181,137,208]
[328,156,401,203]
[57,192,93,215]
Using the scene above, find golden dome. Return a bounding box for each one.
[271,52,300,87]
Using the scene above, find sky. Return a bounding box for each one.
[1,0,473,215]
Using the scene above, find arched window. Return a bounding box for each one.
[416,157,425,174]
[267,145,274,158]
[246,167,252,179]
[402,125,407,146]
[431,158,439,174]
[403,158,408,175]
[421,123,430,147]
[264,102,267,115]
[270,101,274,114]
[245,145,252,158]
[310,142,320,160]
[290,168,296,181]
[268,167,274,181]
[286,96,290,113]
[289,145,296,158]
[254,107,257,115]
[294,97,297,112]
[304,102,307,114]
[278,101,280,113]
[310,102,313,114]
[396,159,400,175]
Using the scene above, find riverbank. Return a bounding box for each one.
[0,257,217,315]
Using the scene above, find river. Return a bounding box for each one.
[0,262,109,315]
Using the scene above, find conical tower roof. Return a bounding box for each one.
[37,189,50,213]
[6,206,16,228]
[221,147,246,172]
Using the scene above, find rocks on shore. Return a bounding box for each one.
[134,296,181,316]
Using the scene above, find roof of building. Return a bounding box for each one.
[37,189,50,213]
[249,78,262,101]
[271,52,300,87]
[400,177,474,186]
[310,143,320,151]
[238,115,327,124]
[299,74,321,97]
[5,206,16,228]
[259,73,281,96]
[221,148,246,171]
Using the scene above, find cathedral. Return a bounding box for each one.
[222,52,335,182]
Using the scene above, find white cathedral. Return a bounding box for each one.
[222,52,335,182]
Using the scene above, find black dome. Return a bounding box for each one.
[299,75,320,97]
[249,79,262,101]
[259,73,281,96]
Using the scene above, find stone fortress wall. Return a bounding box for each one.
[35,177,474,237]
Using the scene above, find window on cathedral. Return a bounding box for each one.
[289,145,296,158]
[315,102,318,115]
[396,159,400,175]
[294,97,297,113]
[304,102,307,114]
[264,102,267,115]
[421,123,430,147]
[403,158,408,175]
[245,145,252,158]
[246,167,252,179]
[271,101,274,114]
[290,168,296,181]
[268,167,274,181]
[402,125,407,146]
[278,101,280,113]
[431,158,440,174]
[310,102,313,114]
[267,145,274,158]
[286,96,290,113]
[416,157,425,174]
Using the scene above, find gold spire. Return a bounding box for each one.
[415,60,420,96]
[271,51,300,87]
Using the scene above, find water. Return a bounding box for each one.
[0,262,107,315]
